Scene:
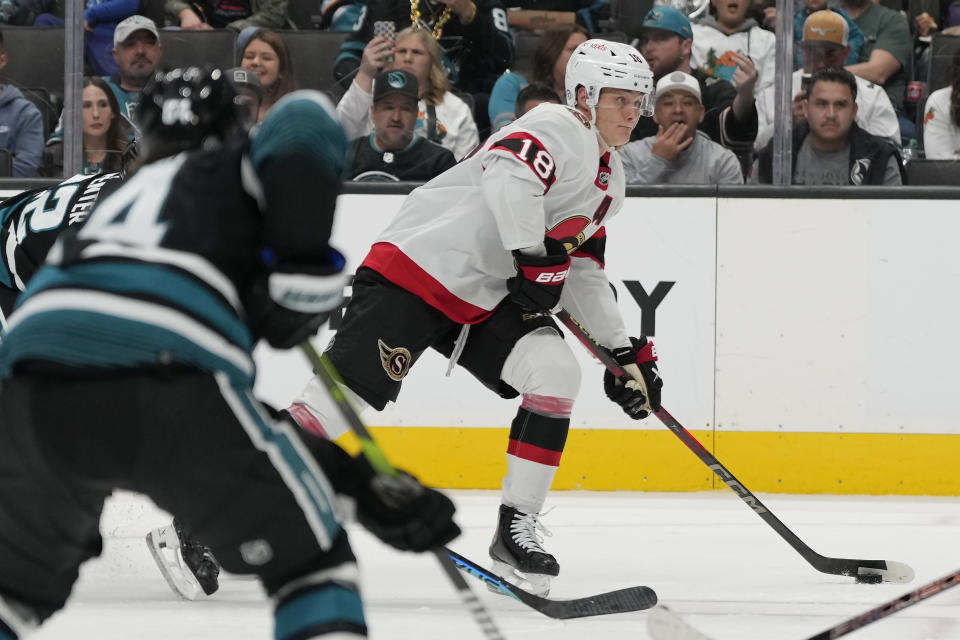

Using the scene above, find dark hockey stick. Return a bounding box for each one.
[301,341,658,619]
[553,307,915,585]
[446,548,657,619]
[646,567,960,640]
[299,341,506,640]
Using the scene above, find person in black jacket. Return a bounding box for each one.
[332,0,513,133]
[752,67,903,184]
[346,69,457,181]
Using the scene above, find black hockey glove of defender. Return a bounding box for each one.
[296,431,461,552]
[243,248,349,350]
[347,456,461,552]
[506,237,571,312]
[604,336,663,419]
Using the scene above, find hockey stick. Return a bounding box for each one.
[446,548,657,619]
[300,341,658,619]
[299,341,506,640]
[646,567,960,640]
[553,307,915,585]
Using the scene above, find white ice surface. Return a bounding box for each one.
[30,491,960,640]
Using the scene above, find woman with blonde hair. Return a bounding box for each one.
[337,25,479,160]
[239,28,297,122]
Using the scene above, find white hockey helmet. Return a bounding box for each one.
[564,39,655,119]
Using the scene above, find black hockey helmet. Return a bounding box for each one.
[137,67,247,160]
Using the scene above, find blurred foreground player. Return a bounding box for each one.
[0,67,459,639]
[0,171,125,319]
[286,39,665,597]
[0,65,264,326]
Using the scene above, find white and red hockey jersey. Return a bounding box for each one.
[360,102,632,350]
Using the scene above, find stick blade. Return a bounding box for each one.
[530,585,658,619]
[647,606,715,640]
[857,560,915,584]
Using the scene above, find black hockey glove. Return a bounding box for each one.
[348,456,461,552]
[296,433,461,552]
[243,248,348,350]
[506,237,571,312]
[603,336,662,420]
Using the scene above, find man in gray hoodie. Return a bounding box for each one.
[0,30,42,176]
[620,71,743,185]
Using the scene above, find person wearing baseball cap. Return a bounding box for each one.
[108,15,164,124]
[754,9,899,150]
[620,71,743,185]
[45,14,164,148]
[752,67,903,185]
[225,67,264,126]
[792,0,863,69]
[345,69,456,182]
[631,6,757,175]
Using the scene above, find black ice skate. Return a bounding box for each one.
[488,504,558,596]
[146,518,221,600]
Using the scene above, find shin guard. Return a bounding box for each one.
[502,397,572,514]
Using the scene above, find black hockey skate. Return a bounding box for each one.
[488,504,558,596]
[146,518,221,600]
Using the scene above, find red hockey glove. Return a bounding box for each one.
[506,237,571,312]
[603,337,662,419]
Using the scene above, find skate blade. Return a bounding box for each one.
[145,526,204,601]
[489,559,552,597]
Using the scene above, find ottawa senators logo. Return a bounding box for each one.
[378,339,411,381]
[546,215,590,253]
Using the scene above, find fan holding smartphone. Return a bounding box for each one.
[373,20,396,65]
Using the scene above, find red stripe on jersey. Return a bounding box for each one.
[361,242,496,325]
[507,439,563,467]
[488,132,557,192]
[520,393,574,417]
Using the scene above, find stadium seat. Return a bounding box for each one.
[904,159,960,185]
[0,148,12,177]
[928,34,960,94]
[20,88,61,141]
[609,0,655,45]
[277,30,349,93]
[286,0,324,29]
[511,31,539,77]
[138,0,168,27]
[2,27,64,100]
[158,29,237,72]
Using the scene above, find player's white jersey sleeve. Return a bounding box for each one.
[479,104,598,251]
[561,253,630,351]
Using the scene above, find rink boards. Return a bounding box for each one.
[249,192,960,496]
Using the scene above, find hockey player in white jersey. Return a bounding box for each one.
[289,38,664,596]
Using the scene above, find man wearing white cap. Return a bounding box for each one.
[620,71,743,184]
[755,9,897,150]
[107,15,164,123]
[45,15,163,148]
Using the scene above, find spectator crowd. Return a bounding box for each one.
[2,0,960,184]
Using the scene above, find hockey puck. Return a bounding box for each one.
[855,574,883,584]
